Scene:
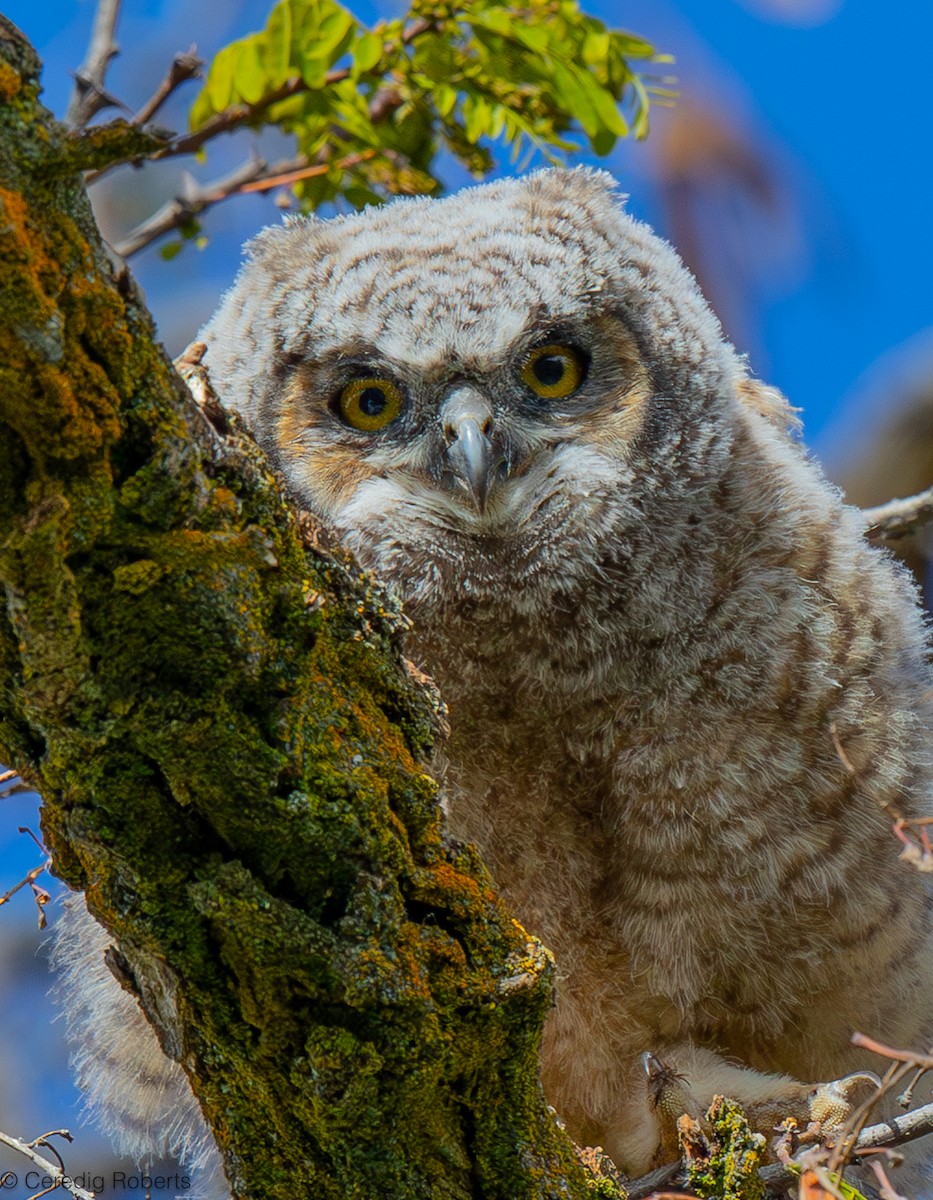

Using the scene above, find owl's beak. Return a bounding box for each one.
[448,419,495,513]
[441,387,499,514]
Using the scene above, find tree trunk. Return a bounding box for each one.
[0,21,593,1199]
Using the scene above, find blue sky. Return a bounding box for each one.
[1,0,933,1160]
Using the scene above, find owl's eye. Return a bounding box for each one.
[520,343,587,400]
[337,377,404,431]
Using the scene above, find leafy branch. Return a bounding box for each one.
[72,0,671,258]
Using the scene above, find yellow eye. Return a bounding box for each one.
[337,377,404,431]
[520,343,586,400]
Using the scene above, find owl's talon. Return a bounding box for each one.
[807,1072,882,1129]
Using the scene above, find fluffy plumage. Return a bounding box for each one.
[59,168,933,1187]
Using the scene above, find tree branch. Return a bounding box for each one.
[0,768,31,798]
[851,1032,933,1072]
[113,149,379,258]
[625,1100,933,1200]
[862,486,933,542]
[131,46,204,128]
[0,1129,95,1200]
[111,156,277,257]
[65,0,124,128]
[855,1101,933,1152]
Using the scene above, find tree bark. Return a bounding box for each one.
[0,20,592,1200]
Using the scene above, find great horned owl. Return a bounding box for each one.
[57,169,933,1188]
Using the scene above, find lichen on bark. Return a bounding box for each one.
[0,19,592,1199]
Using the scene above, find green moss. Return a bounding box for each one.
[51,121,168,174]
[684,1097,766,1200]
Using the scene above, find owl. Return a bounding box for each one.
[56,168,933,1191]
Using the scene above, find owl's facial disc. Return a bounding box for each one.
[439,385,502,514]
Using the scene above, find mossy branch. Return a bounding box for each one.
[0,21,592,1200]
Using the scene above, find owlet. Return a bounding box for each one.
[55,169,933,1191]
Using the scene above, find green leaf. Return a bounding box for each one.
[468,9,547,54]
[590,127,617,156]
[628,72,651,139]
[505,21,549,53]
[612,29,657,59]
[582,29,610,68]
[462,94,492,144]
[466,7,511,37]
[352,30,383,75]
[433,84,457,119]
[205,42,239,113]
[260,0,294,87]
[234,37,271,105]
[159,240,184,261]
[574,64,628,136]
[331,79,377,140]
[548,61,599,137]
[412,33,459,83]
[299,56,328,89]
[550,61,627,143]
[188,87,214,131]
[488,103,506,140]
[300,3,356,67]
[343,183,384,209]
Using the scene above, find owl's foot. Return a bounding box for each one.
[642,1049,881,1165]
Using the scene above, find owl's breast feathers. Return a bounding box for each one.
[414,395,933,1064]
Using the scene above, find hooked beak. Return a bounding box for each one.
[441,386,500,514]
[448,418,495,513]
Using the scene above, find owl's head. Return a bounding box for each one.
[202,169,777,610]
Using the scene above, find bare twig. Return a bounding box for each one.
[893,818,933,872]
[18,825,47,855]
[851,1033,933,1073]
[862,485,933,541]
[827,1058,907,1176]
[82,47,204,186]
[0,857,52,928]
[66,0,124,128]
[132,46,204,127]
[0,768,32,798]
[0,822,50,927]
[0,1129,94,1200]
[237,149,377,194]
[866,1157,910,1200]
[112,157,277,258]
[113,149,379,258]
[896,1066,931,1110]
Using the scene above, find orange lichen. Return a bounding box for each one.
[425,860,498,909]
[0,60,20,99]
